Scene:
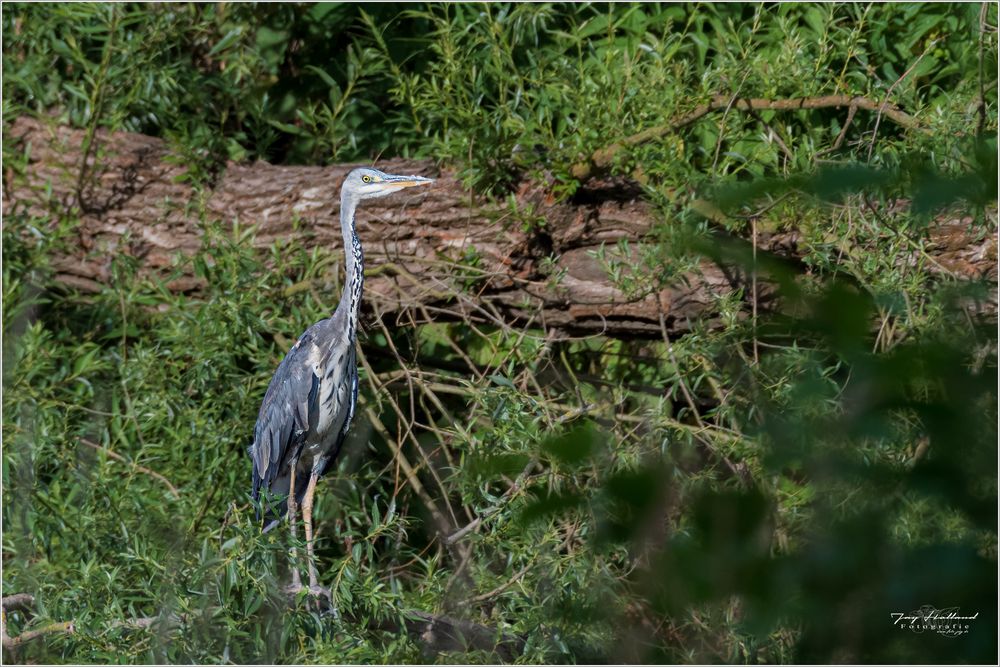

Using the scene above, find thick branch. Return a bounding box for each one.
[1,595,35,612]
[1,594,73,652]
[2,621,75,649]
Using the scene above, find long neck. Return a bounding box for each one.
[337,193,364,342]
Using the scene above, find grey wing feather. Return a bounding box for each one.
[249,333,320,502]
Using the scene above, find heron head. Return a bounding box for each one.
[342,167,434,201]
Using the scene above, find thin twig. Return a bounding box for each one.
[110,613,186,631]
[445,462,536,546]
[457,562,532,607]
[815,102,859,159]
[369,317,460,527]
[711,73,751,174]
[657,315,705,430]
[978,2,989,136]
[358,357,461,543]
[866,43,934,162]
[75,5,119,210]
[79,438,180,498]
[745,106,795,167]
[357,392,472,571]
[752,217,759,364]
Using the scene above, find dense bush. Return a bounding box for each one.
[3,3,996,663]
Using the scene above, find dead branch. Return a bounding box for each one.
[1,595,35,612]
[1,594,73,652]
[572,94,926,179]
[2,621,75,649]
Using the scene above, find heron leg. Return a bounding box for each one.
[301,471,321,591]
[287,466,302,589]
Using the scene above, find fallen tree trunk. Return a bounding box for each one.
[4,117,996,338]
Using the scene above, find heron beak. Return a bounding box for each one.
[382,175,434,191]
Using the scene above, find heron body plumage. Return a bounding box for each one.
[248,167,432,590]
[250,311,357,529]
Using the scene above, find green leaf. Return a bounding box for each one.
[267,119,304,136]
[488,374,515,388]
[207,26,243,57]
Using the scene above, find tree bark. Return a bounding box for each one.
[4,117,996,338]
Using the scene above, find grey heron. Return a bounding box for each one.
[249,167,433,594]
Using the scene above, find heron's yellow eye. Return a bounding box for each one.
[361,175,372,183]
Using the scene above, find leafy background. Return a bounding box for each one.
[3,2,997,663]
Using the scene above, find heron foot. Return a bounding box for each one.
[284,582,337,617]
